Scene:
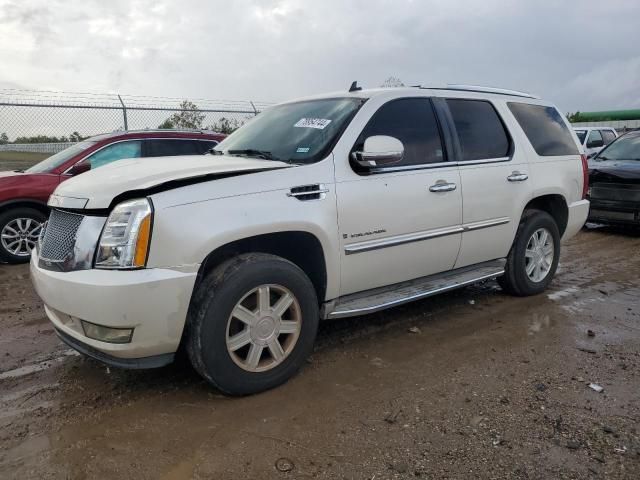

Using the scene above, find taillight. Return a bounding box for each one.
[580,154,589,199]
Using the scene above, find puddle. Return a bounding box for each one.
[547,286,579,301]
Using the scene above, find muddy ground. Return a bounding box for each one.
[1,227,639,479]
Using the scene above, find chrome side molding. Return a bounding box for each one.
[344,217,510,255]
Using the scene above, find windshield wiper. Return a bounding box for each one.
[227,149,280,161]
[595,155,609,161]
[208,149,224,155]
[13,169,24,173]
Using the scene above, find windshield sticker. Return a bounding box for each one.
[296,147,310,153]
[294,118,332,130]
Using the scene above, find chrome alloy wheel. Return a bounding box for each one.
[525,227,554,282]
[225,284,302,372]
[1,218,42,257]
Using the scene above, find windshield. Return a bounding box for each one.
[594,134,640,161]
[214,98,365,163]
[25,141,97,173]
[574,130,587,143]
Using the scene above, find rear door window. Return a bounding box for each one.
[353,98,445,168]
[195,140,219,153]
[446,99,510,161]
[86,141,142,169]
[144,139,208,157]
[601,130,617,145]
[587,130,603,148]
[507,103,579,156]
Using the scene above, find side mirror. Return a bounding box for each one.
[67,160,91,176]
[352,135,404,168]
[587,139,604,149]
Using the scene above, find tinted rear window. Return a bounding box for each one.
[145,139,209,157]
[446,99,510,161]
[508,103,579,156]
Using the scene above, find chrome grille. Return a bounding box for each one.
[39,209,84,261]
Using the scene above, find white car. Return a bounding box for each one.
[573,126,618,158]
[31,85,589,395]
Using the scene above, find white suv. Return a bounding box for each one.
[573,126,618,157]
[31,85,589,395]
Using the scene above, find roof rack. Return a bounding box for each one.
[120,128,218,134]
[418,84,539,99]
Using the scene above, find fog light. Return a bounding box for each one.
[81,320,134,344]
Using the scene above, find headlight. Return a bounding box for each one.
[95,198,153,269]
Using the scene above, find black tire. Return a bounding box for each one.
[186,253,319,395]
[498,209,561,296]
[0,207,47,264]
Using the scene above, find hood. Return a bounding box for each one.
[51,154,292,209]
[0,170,24,180]
[589,159,640,185]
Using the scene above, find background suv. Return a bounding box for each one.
[0,130,224,263]
[573,126,618,158]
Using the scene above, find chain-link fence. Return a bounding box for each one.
[0,89,272,156]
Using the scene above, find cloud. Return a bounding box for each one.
[0,0,639,112]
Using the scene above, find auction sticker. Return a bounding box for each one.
[294,118,332,129]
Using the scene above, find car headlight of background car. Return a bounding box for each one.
[95,198,153,269]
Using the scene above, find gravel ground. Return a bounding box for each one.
[0,227,639,479]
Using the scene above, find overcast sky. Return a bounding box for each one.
[1,0,639,113]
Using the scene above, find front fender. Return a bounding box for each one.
[147,187,340,300]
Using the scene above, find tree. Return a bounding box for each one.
[0,133,8,145]
[159,100,206,130]
[68,131,85,142]
[566,111,581,123]
[157,119,175,129]
[14,134,64,143]
[208,117,242,134]
[381,76,405,88]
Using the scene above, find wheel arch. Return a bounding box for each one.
[522,194,568,237]
[0,199,50,217]
[194,231,329,306]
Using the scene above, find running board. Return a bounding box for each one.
[324,259,506,319]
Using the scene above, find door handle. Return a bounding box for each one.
[507,171,529,182]
[429,181,457,193]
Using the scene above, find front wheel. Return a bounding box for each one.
[186,253,319,395]
[498,210,561,296]
[0,208,46,264]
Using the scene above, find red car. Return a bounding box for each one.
[0,130,225,263]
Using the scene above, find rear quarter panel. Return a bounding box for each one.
[507,104,583,236]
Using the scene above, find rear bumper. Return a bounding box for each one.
[30,248,198,361]
[562,199,590,241]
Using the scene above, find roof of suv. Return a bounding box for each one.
[286,84,551,106]
[87,129,225,142]
[572,126,617,131]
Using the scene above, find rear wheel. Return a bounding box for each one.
[0,208,46,264]
[498,210,560,296]
[186,253,319,395]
